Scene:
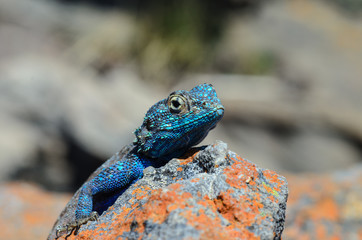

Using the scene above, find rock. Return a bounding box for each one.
[0,182,71,240]
[2,163,360,240]
[48,141,288,240]
[284,165,362,240]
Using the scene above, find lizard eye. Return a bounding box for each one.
[168,95,188,114]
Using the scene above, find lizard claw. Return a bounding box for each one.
[55,211,99,238]
[90,211,99,221]
[55,224,73,239]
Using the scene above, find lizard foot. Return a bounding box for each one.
[55,211,99,239]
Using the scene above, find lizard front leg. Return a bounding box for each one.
[56,154,148,238]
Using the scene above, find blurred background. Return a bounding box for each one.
[0,0,361,239]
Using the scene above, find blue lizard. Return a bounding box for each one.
[55,83,224,237]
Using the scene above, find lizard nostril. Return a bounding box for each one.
[216,106,224,116]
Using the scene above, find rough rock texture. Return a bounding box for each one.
[1,166,360,240]
[284,165,362,240]
[48,141,288,240]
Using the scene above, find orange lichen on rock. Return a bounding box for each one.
[65,187,196,239]
[49,142,288,240]
[178,148,200,165]
[284,169,362,240]
[263,169,286,190]
[224,155,259,189]
[176,190,263,240]
[130,185,152,200]
[190,178,200,183]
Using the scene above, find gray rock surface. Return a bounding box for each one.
[48,141,288,240]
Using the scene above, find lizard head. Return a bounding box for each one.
[134,83,224,160]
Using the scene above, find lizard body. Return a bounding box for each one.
[55,83,224,238]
